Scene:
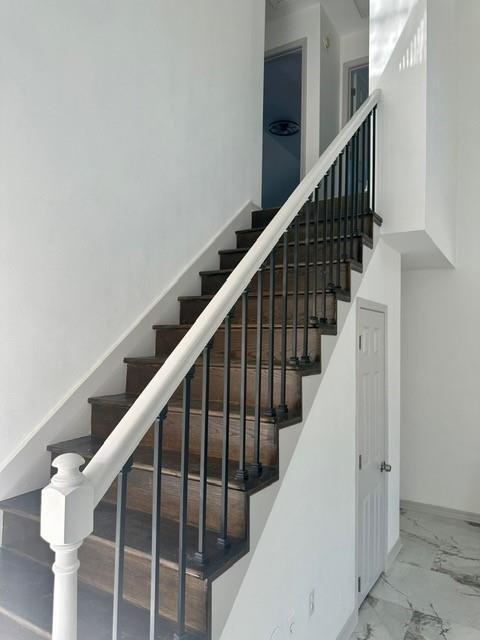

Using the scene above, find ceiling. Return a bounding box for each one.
[267,0,369,36]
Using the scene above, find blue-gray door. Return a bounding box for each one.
[262,49,302,209]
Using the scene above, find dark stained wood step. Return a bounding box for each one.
[155,322,324,365]
[47,436,279,538]
[89,393,299,468]
[236,220,374,249]
[250,197,379,228]
[178,290,344,325]
[200,261,352,296]
[124,355,315,413]
[1,491,246,581]
[0,546,205,639]
[218,235,366,270]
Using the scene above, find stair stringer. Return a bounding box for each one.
[211,225,382,639]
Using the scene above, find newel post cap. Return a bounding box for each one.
[40,453,94,546]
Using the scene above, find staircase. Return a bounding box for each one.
[0,93,380,639]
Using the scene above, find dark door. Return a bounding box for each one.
[262,49,302,209]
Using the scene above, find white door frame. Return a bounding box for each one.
[355,297,389,606]
[264,38,307,180]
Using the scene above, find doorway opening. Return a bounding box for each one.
[356,300,389,606]
[262,47,303,209]
[343,57,369,126]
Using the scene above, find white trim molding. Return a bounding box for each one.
[401,499,480,524]
[386,537,402,570]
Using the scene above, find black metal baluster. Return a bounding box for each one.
[336,152,343,289]
[300,197,311,366]
[149,407,168,640]
[217,313,233,549]
[328,162,336,289]
[344,141,350,261]
[349,135,355,258]
[361,120,367,229]
[112,455,133,640]
[366,114,371,217]
[372,107,377,213]
[265,251,276,417]
[354,129,360,237]
[320,176,328,325]
[278,231,289,414]
[236,289,249,482]
[195,339,214,564]
[175,367,195,640]
[289,216,300,366]
[253,268,264,476]
[310,187,320,325]
[351,132,358,258]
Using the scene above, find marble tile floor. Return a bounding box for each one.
[350,508,480,640]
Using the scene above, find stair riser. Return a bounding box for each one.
[92,403,279,467]
[126,363,304,413]
[219,237,363,270]
[180,292,338,326]
[1,510,207,633]
[201,262,350,296]
[102,470,248,539]
[251,195,370,228]
[237,217,373,249]
[156,325,322,366]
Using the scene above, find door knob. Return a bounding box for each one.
[381,462,392,473]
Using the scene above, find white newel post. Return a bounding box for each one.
[40,453,94,640]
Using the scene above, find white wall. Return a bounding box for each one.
[370,0,456,267]
[265,3,322,174]
[218,239,401,640]
[371,0,428,239]
[425,0,457,263]
[370,0,419,86]
[0,1,265,481]
[320,6,340,153]
[401,0,480,516]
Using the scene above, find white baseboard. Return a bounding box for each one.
[0,200,256,501]
[386,537,402,570]
[337,609,358,640]
[401,499,480,524]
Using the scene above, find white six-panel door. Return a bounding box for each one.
[357,304,387,604]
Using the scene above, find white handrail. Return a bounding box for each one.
[83,89,381,505]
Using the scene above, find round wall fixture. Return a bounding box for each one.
[268,120,300,136]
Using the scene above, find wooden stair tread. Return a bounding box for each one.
[239,210,381,235]
[0,491,247,581]
[88,393,304,426]
[0,547,204,639]
[47,436,278,492]
[251,206,383,228]
[218,232,372,255]
[153,322,337,333]
[177,289,350,302]
[123,353,325,372]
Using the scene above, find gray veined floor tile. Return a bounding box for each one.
[400,510,480,562]
[397,531,439,571]
[404,611,480,640]
[350,598,396,640]
[370,562,480,631]
[366,596,413,640]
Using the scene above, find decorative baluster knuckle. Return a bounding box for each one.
[41,453,94,549]
[41,453,94,640]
